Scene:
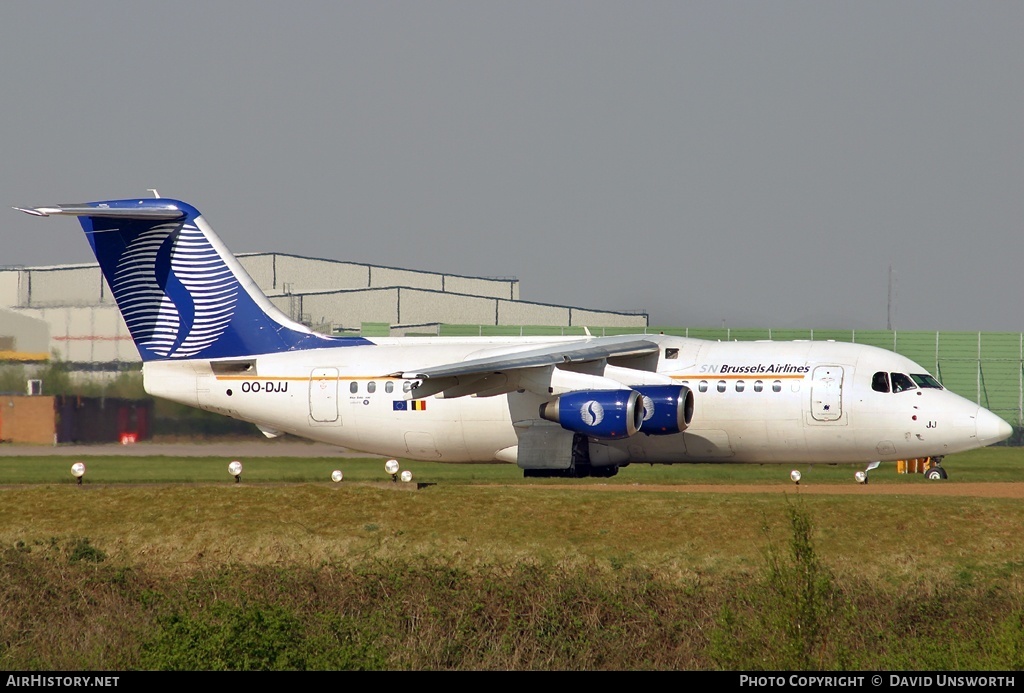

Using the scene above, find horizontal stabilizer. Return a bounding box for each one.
[15,204,185,220]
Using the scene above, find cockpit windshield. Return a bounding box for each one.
[890,373,916,393]
[910,373,943,389]
[873,371,943,393]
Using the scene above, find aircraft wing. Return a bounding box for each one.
[398,335,661,399]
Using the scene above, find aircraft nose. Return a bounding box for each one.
[976,407,1013,446]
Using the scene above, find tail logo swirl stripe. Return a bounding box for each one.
[111,222,239,358]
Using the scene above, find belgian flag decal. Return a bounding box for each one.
[393,400,427,411]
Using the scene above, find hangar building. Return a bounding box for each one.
[0,252,648,366]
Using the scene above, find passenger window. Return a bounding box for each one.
[772,380,782,393]
[403,381,412,393]
[872,371,890,393]
[717,380,726,393]
[665,348,679,360]
[367,381,376,394]
[890,373,917,393]
[735,380,745,392]
[349,381,359,394]
[753,380,763,392]
[698,381,708,393]
[385,381,394,393]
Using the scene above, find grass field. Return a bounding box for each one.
[2,445,1023,670]
[1,446,1022,576]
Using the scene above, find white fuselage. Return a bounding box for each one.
[143,334,1006,465]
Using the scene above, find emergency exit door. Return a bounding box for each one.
[309,368,339,423]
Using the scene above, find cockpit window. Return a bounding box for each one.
[890,373,917,393]
[872,371,890,393]
[910,374,943,389]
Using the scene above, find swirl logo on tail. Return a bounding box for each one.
[111,222,239,358]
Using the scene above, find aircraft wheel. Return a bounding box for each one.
[925,467,947,480]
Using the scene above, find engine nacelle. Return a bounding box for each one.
[539,389,642,439]
[634,385,693,435]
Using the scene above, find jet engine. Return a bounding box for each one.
[538,389,643,439]
[635,384,693,435]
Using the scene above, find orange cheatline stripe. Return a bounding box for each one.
[215,375,393,381]
[215,373,809,382]
[671,374,806,380]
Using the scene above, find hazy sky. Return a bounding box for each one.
[1,2,1021,331]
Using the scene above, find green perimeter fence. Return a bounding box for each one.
[425,324,1024,440]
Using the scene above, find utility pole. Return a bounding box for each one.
[887,265,896,331]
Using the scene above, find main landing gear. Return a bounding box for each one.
[899,456,948,479]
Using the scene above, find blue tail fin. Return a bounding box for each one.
[17,198,371,361]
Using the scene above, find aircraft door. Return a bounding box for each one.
[810,366,843,422]
[309,368,339,423]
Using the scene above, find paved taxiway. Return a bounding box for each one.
[3,440,1021,498]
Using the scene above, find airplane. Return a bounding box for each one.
[15,197,1013,481]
